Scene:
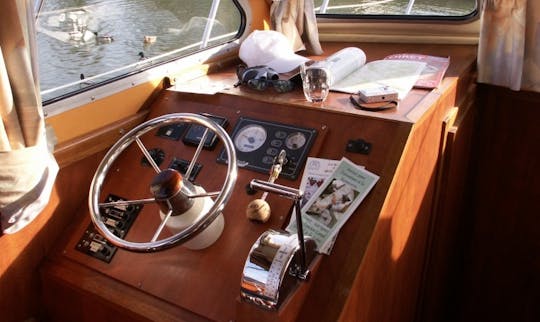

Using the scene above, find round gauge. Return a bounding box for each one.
[285,132,307,150]
[234,124,267,152]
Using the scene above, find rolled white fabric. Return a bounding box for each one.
[0,140,58,234]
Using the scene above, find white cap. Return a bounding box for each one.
[239,30,309,73]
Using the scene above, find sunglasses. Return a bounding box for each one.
[235,65,294,93]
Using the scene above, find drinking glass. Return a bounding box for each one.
[300,63,331,103]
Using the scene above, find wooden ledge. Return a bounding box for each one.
[53,110,149,168]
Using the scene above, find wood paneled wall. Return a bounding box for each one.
[454,84,540,322]
[416,89,476,322]
[0,104,149,322]
[0,153,104,322]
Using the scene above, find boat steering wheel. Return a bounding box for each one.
[88,113,237,252]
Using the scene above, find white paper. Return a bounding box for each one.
[319,47,427,99]
[171,81,231,95]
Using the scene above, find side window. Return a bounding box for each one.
[36,0,244,103]
[313,0,477,17]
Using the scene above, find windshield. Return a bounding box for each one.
[314,0,477,17]
[36,0,244,103]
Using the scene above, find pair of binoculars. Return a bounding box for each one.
[235,64,294,93]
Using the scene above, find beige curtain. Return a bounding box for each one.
[0,0,58,234]
[478,0,540,92]
[266,0,323,55]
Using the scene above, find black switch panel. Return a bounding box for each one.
[76,194,142,263]
[182,113,228,149]
[156,123,188,140]
[169,158,202,182]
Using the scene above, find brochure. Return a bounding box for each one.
[315,47,427,99]
[287,157,379,254]
[286,157,362,253]
[383,53,450,89]
[298,157,343,207]
[286,157,339,236]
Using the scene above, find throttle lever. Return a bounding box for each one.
[245,149,287,222]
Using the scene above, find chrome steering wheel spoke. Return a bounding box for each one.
[185,127,209,179]
[135,136,162,173]
[99,197,156,208]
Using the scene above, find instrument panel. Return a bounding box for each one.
[76,114,318,262]
[217,117,317,180]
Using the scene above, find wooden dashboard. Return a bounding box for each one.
[40,43,477,322]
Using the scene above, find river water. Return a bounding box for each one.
[36,0,476,101]
[36,0,242,100]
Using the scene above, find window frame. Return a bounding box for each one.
[40,0,247,116]
[43,36,243,118]
[315,1,481,46]
[314,0,480,20]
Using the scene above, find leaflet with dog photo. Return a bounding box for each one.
[286,157,363,227]
[286,157,341,232]
[286,157,364,253]
[287,157,379,254]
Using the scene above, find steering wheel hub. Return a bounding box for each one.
[150,169,195,216]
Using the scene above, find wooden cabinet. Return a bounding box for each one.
[40,43,477,322]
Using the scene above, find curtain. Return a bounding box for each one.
[0,0,58,234]
[266,0,323,55]
[478,0,540,92]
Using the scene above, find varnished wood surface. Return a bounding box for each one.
[186,42,477,124]
[54,110,150,168]
[40,42,478,322]
[43,89,410,322]
[296,43,477,322]
[415,87,476,322]
[456,85,540,322]
[317,72,467,322]
[41,257,213,322]
[0,152,104,322]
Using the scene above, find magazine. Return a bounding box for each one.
[314,47,427,99]
[286,157,379,255]
[384,53,450,89]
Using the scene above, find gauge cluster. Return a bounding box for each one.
[217,117,317,180]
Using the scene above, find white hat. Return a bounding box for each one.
[239,30,309,73]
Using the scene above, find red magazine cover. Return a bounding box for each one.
[384,53,450,89]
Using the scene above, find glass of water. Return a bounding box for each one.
[300,62,331,104]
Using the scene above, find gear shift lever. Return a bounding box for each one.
[245,150,286,222]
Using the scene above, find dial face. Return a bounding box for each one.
[285,132,307,150]
[234,124,267,153]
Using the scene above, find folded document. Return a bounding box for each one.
[317,47,427,100]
